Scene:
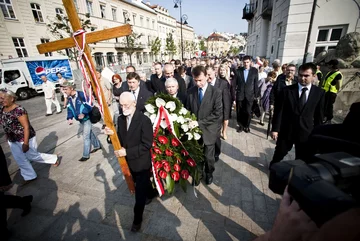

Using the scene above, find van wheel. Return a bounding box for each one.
[17,89,30,100]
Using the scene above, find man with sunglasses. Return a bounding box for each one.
[270,63,325,168]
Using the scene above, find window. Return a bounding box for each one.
[152,20,155,29]
[86,0,93,15]
[140,16,143,27]
[111,7,116,21]
[55,8,64,16]
[73,0,78,10]
[147,18,150,28]
[30,3,44,23]
[40,38,52,56]
[314,25,347,57]
[143,52,148,63]
[4,70,21,84]
[0,0,16,19]
[132,14,136,25]
[106,52,115,65]
[12,37,28,57]
[100,4,106,18]
[94,52,103,68]
[117,52,123,64]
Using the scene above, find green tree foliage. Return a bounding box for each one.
[150,37,161,57]
[124,32,143,65]
[199,40,207,52]
[165,33,177,58]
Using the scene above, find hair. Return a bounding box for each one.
[56,72,62,76]
[287,64,296,69]
[126,65,136,72]
[242,55,252,61]
[221,59,228,64]
[120,91,136,103]
[263,59,269,67]
[218,64,227,77]
[111,74,122,84]
[192,65,206,77]
[282,63,288,70]
[165,77,178,87]
[299,62,317,75]
[126,72,140,81]
[205,65,214,73]
[177,66,186,75]
[267,71,277,79]
[139,72,146,78]
[175,59,181,65]
[154,62,162,66]
[170,59,175,63]
[1,89,17,101]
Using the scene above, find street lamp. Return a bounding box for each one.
[174,0,188,61]
[123,12,132,65]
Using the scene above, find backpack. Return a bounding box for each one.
[78,91,101,124]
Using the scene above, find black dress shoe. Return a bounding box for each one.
[131,223,141,232]
[90,147,101,154]
[244,127,250,133]
[21,195,33,217]
[215,156,219,162]
[145,197,152,205]
[237,126,243,133]
[205,173,213,185]
[78,157,89,162]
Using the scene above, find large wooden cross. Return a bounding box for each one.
[37,0,135,193]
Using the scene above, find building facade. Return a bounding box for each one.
[244,0,360,64]
[176,22,196,59]
[206,32,230,57]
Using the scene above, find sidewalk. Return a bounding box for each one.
[4,111,286,241]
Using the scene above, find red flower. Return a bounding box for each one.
[165,149,174,157]
[158,136,169,145]
[164,164,171,172]
[171,138,180,147]
[171,171,180,181]
[152,141,157,147]
[181,170,190,180]
[174,163,181,172]
[176,158,182,163]
[153,147,162,154]
[181,149,189,156]
[151,153,157,160]
[186,159,196,167]
[154,162,162,169]
[161,160,169,166]
[159,170,167,179]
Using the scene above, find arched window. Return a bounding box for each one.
[30,3,44,23]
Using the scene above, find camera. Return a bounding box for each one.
[269,152,360,227]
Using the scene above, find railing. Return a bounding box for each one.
[242,3,255,20]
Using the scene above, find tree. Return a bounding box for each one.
[189,41,198,58]
[165,33,177,59]
[124,32,143,65]
[47,13,96,69]
[199,40,207,52]
[150,37,161,61]
[228,46,241,56]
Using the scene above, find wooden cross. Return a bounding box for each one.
[37,0,135,193]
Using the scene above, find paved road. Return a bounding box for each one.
[3,94,289,241]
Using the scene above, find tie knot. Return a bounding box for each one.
[302,87,308,92]
[199,88,203,92]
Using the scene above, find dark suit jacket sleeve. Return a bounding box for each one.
[126,115,153,160]
[271,88,285,132]
[230,77,236,102]
[253,69,259,98]
[198,89,223,127]
[314,89,325,126]
[269,80,278,106]
[235,71,241,102]
[222,82,231,119]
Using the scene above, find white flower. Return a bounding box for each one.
[177,116,185,124]
[179,107,188,115]
[150,114,156,123]
[186,133,193,140]
[165,101,176,112]
[181,124,189,132]
[189,120,199,129]
[144,112,150,117]
[160,119,168,129]
[155,98,166,107]
[170,113,178,122]
[145,104,155,114]
[194,133,201,140]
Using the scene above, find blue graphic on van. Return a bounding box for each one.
[26,59,73,86]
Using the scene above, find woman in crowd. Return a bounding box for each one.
[218,64,232,139]
[258,71,277,126]
[0,90,59,183]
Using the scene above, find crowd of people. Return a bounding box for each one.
[1,53,355,239]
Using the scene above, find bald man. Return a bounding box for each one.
[151,63,186,94]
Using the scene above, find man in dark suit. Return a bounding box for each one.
[151,63,186,94]
[235,55,259,133]
[270,63,325,167]
[165,78,187,105]
[150,62,164,93]
[112,92,153,232]
[186,66,223,185]
[205,65,231,162]
[127,72,153,113]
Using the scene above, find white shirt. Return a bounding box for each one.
[210,78,216,86]
[298,83,312,102]
[132,87,140,101]
[42,81,56,99]
[199,82,208,97]
[172,93,178,98]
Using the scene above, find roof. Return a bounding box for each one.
[207,33,228,41]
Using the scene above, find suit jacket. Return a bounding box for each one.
[150,74,186,95]
[235,67,259,102]
[117,111,153,172]
[272,83,325,142]
[270,74,299,106]
[175,92,187,105]
[132,86,153,113]
[214,78,231,120]
[186,84,223,145]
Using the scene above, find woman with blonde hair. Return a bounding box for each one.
[218,64,232,139]
[0,90,59,183]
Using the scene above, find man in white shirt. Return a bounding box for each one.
[40,75,61,116]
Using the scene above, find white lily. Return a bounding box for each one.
[150,114,156,123]
[189,120,199,129]
[155,98,166,107]
[186,133,193,140]
[179,107,188,115]
[181,124,189,132]
[170,113,178,122]
[160,119,168,129]
[177,116,185,124]
[194,132,201,140]
[165,101,176,112]
[145,104,155,114]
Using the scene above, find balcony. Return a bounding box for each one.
[261,0,273,20]
[242,3,254,20]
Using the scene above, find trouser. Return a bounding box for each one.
[236,98,253,128]
[324,92,337,121]
[81,119,101,158]
[271,139,310,166]
[0,146,12,187]
[0,193,28,233]
[260,105,266,123]
[204,144,216,174]
[215,137,221,159]
[45,97,61,114]
[8,137,57,181]
[131,169,152,225]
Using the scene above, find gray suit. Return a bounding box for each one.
[186,84,222,174]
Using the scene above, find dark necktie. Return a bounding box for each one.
[199,88,203,103]
[299,87,308,110]
[132,91,136,101]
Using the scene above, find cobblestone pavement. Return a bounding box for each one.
[2,96,294,241]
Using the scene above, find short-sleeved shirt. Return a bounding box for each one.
[0,106,36,142]
[42,81,56,99]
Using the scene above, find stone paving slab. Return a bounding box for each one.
[1,99,294,241]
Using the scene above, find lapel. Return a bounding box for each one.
[302,85,317,114]
[240,67,245,83]
[200,84,212,110]
[289,84,299,109]
[126,111,140,143]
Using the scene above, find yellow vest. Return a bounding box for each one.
[316,69,323,80]
[322,71,342,94]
